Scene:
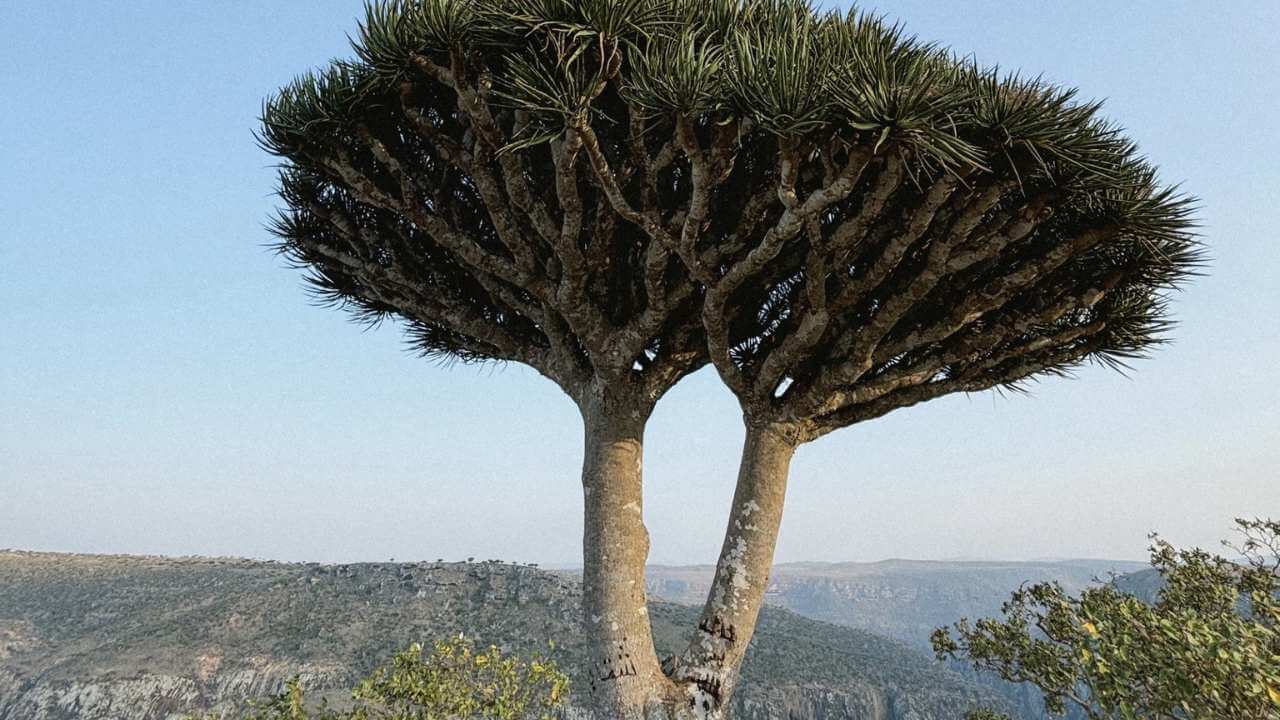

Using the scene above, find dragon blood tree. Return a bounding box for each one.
[261,1,1200,718]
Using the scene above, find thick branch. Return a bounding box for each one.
[295,233,546,370]
[704,143,877,397]
[808,332,1106,440]
[808,184,1047,401]
[882,225,1120,359]
[672,421,798,713]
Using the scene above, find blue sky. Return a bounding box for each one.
[2,1,1276,565]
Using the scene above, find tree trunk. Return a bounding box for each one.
[579,399,799,720]
[579,395,679,719]
[670,420,798,718]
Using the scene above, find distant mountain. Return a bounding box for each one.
[646,558,1148,651]
[645,558,1147,720]
[0,551,1013,720]
[1111,567,1165,603]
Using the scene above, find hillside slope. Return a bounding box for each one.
[0,551,1013,720]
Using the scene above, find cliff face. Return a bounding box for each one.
[0,551,1011,720]
[3,672,205,720]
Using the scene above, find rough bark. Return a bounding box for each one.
[579,393,678,719]
[670,420,799,718]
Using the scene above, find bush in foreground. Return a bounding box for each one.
[934,519,1280,720]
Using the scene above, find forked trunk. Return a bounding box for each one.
[669,420,798,717]
[580,402,798,720]
[579,397,677,719]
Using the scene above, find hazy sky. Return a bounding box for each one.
[2,1,1276,566]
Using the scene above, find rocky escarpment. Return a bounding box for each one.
[0,551,1012,720]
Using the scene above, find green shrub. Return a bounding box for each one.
[934,519,1280,720]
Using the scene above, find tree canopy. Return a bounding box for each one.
[260,0,1199,427]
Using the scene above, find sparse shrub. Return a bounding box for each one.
[247,679,340,720]
[352,636,568,720]
[203,636,568,720]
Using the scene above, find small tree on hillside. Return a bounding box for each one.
[261,2,1199,718]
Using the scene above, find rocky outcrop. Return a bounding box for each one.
[3,675,203,720]
[736,683,889,720]
[0,664,358,720]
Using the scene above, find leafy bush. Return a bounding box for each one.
[933,519,1280,720]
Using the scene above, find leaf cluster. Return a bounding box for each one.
[260,0,1187,195]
